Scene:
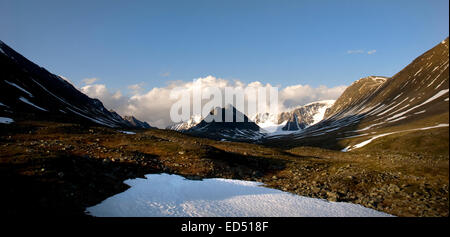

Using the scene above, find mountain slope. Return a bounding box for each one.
[123,115,153,129]
[0,40,151,129]
[265,38,449,153]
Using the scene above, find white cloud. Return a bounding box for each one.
[347,50,365,54]
[82,77,99,85]
[347,49,377,55]
[280,84,346,109]
[81,75,347,129]
[128,83,145,95]
[80,84,128,113]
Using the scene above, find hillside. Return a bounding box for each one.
[0,40,151,129]
[264,38,449,155]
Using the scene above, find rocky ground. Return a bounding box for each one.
[0,121,448,217]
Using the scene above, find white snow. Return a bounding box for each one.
[392,93,403,101]
[0,102,8,107]
[85,173,392,217]
[169,114,203,131]
[350,132,395,150]
[377,97,409,116]
[435,79,446,89]
[19,97,48,111]
[414,67,423,76]
[341,146,351,152]
[343,124,449,151]
[257,121,287,134]
[32,79,68,104]
[387,89,449,121]
[311,104,329,125]
[387,116,408,123]
[254,100,335,134]
[427,75,440,87]
[0,117,14,124]
[66,108,115,127]
[414,110,426,115]
[119,131,136,135]
[4,81,34,97]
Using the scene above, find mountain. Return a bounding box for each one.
[281,100,335,131]
[265,38,449,153]
[122,115,153,129]
[251,100,335,132]
[166,114,202,131]
[283,114,302,131]
[186,105,263,141]
[0,40,151,129]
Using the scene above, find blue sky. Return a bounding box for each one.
[1,0,448,93]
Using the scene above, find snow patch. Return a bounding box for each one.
[343,124,449,151]
[0,117,14,124]
[19,97,48,111]
[86,173,392,217]
[414,110,426,115]
[4,81,34,97]
[387,89,448,121]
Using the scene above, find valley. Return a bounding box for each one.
[1,120,448,217]
[1,33,448,218]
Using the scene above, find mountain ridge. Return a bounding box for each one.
[0,40,151,129]
[264,37,449,153]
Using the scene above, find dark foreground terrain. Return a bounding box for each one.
[1,121,448,217]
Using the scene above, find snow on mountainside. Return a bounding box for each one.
[166,114,202,131]
[265,37,449,152]
[252,100,335,133]
[0,40,151,129]
[168,100,335,136]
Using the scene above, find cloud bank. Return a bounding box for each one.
[82,77,99,85]
[80,76,347,128]
[347,49,377,55]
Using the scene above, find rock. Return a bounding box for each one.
[178,151,185,155]
[388,184,400,193]
[326,191,339,202]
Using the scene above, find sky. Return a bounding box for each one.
[0,0,448,127]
